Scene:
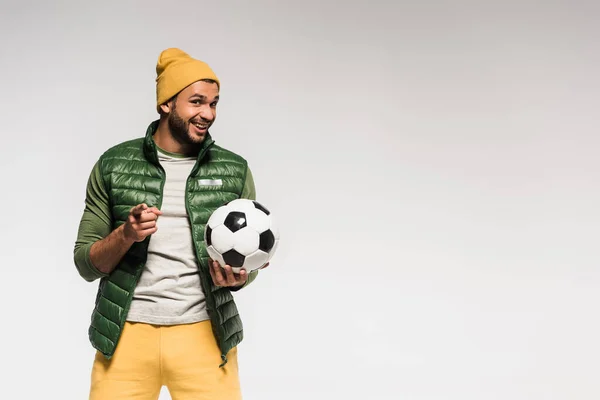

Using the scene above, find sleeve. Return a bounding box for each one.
[73,160,113,282]
[240,165,256,200]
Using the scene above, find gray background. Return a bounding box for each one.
[1,0,599,399]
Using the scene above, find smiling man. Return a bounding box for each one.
[73,48,263,400]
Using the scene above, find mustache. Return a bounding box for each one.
[190,118,211,125]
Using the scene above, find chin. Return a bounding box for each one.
[187,133,206,144]
[185,128,203,140]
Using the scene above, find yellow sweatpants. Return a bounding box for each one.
[89,320,241,400]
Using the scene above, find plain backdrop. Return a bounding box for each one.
[0,0,599,399]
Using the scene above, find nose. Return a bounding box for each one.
[199,106,215,121]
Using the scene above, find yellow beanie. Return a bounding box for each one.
[155,48,220,110]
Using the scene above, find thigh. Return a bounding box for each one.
[163,321,242,400]
[89,322,162,400]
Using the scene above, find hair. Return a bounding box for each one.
[200,78,218,85]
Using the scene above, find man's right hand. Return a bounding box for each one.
[123,203,163,242]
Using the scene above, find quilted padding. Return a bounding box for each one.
[87,120,248,366]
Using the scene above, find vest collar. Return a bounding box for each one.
[142,119,215,167]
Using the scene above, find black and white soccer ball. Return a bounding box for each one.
[204,199,280,273]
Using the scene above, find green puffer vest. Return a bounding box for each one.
[89,120,248,367]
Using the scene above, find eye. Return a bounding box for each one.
[211,102,218,107]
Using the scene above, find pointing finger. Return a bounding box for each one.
[131,203,148,216]
[146,207,163,216]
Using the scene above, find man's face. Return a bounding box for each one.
[165,80,219,145]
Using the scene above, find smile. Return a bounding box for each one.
[193,122,209,130]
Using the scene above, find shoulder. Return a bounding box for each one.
[96,138,146,171]
[208,143,248,168]
[99,138,145,160]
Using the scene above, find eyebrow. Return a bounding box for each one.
[190,94,219,101]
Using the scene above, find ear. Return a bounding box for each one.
[159,102,172,114]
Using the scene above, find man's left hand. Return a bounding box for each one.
[209,259,249,288]
[209,259,269,288]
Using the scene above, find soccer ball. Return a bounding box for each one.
[204,199,280,273]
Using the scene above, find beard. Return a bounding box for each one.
[167,106,210,146]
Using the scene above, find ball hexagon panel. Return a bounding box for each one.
[206,206,231,229]
[232,227,260,256]
[243,249,270,271]
[243,207,271,233]
[210,224,236,254]
[206,245,226,268]
[225,199,257,214]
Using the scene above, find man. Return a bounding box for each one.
[73,48,266,400]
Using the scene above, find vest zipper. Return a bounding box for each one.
[111,162,167,359]
[184,142,227,367]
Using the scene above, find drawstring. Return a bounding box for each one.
[219,354,228,368]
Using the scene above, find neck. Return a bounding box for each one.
[153,117,201,157]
